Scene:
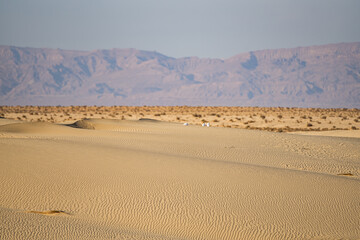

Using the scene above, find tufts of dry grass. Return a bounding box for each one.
[1,106,359,132]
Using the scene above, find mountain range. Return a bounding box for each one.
[0,42,359,107]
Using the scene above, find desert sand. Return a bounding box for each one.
[0,116,359,239]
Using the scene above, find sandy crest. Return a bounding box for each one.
[289,129,360,138]
[0,119,359,239]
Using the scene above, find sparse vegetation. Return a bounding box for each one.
[0,106,359,132]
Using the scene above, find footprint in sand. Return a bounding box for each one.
[27,210,71,216]
[337,173,354,176]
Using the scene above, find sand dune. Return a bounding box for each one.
[290,129,360,138]
[0,119,359,239]
[72,118,166,133]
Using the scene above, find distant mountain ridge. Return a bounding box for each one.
[0,42,359,107]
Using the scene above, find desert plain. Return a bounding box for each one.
[0,106,359,239]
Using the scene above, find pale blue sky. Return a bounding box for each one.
[0,0,359,58]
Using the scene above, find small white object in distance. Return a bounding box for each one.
[183,123,189,126]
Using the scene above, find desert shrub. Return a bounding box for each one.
[193,114,202,118]
[307,123,313,127]
[244,120,255,124]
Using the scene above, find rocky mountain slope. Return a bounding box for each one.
[0,43,359,107]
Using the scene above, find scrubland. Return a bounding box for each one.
[1,105,359,132]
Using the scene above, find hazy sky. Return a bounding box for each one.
[0,0,359,58]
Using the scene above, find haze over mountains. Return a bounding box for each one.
[0,42,359,107]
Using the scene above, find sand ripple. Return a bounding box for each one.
[0,120,359,239]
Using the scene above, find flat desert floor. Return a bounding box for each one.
[0,107,359,239]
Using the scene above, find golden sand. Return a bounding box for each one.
[0,117,359,239]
